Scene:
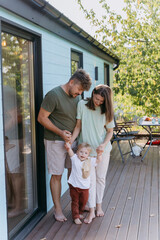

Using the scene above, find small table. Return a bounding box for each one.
[139,118,160,161]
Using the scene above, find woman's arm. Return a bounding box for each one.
[71,119,82,144]
[96,128,113,154]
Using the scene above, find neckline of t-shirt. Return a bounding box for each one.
[59,85,70,98]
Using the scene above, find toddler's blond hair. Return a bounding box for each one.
[77,143,91,153]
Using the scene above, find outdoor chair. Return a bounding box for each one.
[110,124,136,163]
[114,117,139,137]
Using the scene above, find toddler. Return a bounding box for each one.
[65,142,102,224]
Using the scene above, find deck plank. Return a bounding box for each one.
[106,157,138,240]
[148,146,159,240]
[25,142,160,240]
[94,155,131,240]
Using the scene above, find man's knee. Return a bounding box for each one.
[51,174,62,182]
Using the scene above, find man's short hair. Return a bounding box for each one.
[70,69,92,91]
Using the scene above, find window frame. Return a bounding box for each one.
[0,17,46,240]
[71,49,83,75]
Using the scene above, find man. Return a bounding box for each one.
[38,69,92,222]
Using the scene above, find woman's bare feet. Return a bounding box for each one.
[84,205,89,212]
[74,218,82,224]
[96,203,104,217]
[84,208,95,224]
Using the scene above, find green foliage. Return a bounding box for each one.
[1,32,31,119]
[77,0,160,118]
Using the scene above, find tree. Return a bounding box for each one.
[77,0,160,119]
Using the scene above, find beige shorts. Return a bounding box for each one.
[44,139,77,175]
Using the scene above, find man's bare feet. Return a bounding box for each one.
[54,210,67,222]
[84,211,95,224]
[96,203,104,217]
[74,218,82,224]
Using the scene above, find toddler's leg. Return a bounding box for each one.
[69,185,80,220]
[79,188,89,216]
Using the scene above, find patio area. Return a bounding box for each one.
[25,141,160,240]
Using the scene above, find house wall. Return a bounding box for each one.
[0,6,114,238]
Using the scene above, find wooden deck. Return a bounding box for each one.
[25,141,160,240]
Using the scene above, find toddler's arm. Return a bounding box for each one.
[64,142,74,157]
[96,153,102,164]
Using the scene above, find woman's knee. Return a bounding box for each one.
[96,176,105,186]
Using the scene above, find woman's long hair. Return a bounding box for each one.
[85,84,114,123]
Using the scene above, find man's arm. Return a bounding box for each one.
[37,107,71,142]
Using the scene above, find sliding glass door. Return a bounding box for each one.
[1,31,38,238]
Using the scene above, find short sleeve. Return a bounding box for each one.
[76,100,83,120]
[41,91,57,113]
[70,154,77,162]
[106,119,115,129]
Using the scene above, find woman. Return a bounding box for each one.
[71,84,115,224]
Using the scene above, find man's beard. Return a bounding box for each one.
[68,89,78,98]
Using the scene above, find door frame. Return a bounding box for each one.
[0,17,46,240]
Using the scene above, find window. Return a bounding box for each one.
[104,63,110,86]
[71,50,83,75]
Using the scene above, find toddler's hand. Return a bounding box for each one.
[64,142,71,151]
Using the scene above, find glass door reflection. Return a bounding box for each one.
[1,32,37,238]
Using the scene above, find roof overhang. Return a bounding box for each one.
[0,0,120,67]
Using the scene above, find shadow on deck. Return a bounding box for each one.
[25,141,160,240]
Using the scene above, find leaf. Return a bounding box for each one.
[115,224,122,228]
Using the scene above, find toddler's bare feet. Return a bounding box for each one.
[74,218,82,224]
[84,212,95,224]
[79,214,84,219]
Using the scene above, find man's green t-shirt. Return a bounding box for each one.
[41,86,80,141]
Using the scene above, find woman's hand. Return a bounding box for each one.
[96,144,105,155]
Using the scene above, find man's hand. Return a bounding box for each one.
[60,130,71,142]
